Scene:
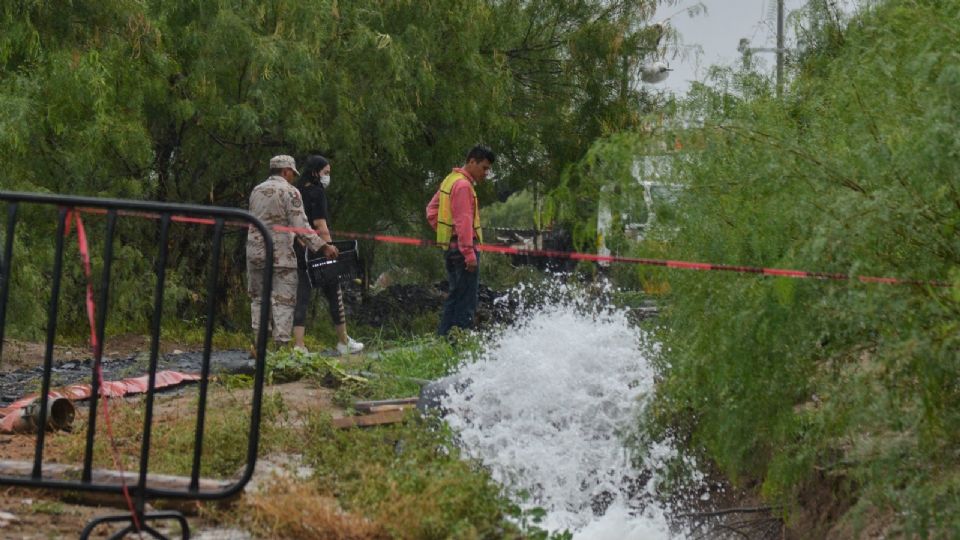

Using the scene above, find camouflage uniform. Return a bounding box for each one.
[246,175,326,342]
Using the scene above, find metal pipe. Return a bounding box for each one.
[0,397,76,434]
[21,397,76,433]
[776,0,785,96]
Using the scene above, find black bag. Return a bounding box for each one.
[305,240,360,288]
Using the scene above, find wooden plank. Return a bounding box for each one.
[353,397,419,412]
[367,404,416,413]
[332,409,406,429]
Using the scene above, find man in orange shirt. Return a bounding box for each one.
[426,146,496,336]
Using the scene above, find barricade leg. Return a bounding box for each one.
[79,510,189,540]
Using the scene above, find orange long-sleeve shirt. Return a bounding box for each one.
[426,167,479,264]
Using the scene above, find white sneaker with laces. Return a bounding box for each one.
[336,337,364,355]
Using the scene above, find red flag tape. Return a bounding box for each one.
[70,207,949,288]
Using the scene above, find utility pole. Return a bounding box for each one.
[776,0,785,96]
[738,0,787,97]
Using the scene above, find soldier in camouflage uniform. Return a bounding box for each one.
[247,155,338,344]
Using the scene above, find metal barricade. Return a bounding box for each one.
[0,191,274,539]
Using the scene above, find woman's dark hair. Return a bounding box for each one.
[297,155,330,188]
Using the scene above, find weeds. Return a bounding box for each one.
[61,384,287,479]
[266,349,366,388]
[32,500,66,515]
[299,412,527,539]
[242,478,389,539]
[264,336,473,406]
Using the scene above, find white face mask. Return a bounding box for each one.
[319,174,331,188]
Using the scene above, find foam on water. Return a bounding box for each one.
[442,288,683,538]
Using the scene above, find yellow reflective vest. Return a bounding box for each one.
[436,171,483,248]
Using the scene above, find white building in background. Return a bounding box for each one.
[596,149,685,265]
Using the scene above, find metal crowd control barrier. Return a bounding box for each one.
[0,191,274,540]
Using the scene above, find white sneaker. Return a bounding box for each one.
[293,345,309,354]
[336,337,364,355]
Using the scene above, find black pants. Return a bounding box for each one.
[293,265,345,327]
[437,248,479,336]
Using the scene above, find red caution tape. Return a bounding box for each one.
[65,208,142,532]
[335,231,947,288]
[72,207,949,288]
[65,211,99,357]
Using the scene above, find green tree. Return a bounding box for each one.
[635,1,960,536]
[0,0,664,334]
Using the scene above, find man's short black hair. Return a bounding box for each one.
[269,168,284,176]
[466,145,496,164]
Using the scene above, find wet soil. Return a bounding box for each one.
[0,349,255,409]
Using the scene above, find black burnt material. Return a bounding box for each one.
[346,282,511,329]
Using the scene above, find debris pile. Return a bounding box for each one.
[347,282,510,328]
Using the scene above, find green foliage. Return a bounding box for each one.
[160,325,251,352]
[360,338,461,400]
[485,190,537,229]
[220,373,254,390]
[367,240,445,290]
[265,348,368,392]
[640,1,960,536]
[0,0,663,339]
[482,250,555,291]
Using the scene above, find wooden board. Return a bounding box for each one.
[367,404,416,413]
[353,397,419,412]
[332,409,407,429]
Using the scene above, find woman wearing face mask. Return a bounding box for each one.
[292,155,364,355]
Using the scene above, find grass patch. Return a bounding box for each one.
[242,478,388,539]
[222,411,568,539]
[357,337,464,401]
[263,335,480,407]
[158,321,252,351]
[294,412,537,539]
[61,385,290,479]
[32,499,67,515]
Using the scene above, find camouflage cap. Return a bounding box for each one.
[269,155,300,176]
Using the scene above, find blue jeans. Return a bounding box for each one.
[438,248,479,336]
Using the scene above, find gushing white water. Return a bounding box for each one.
[442,290,685,538]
